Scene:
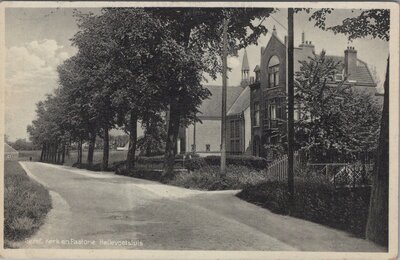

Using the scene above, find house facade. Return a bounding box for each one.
[5,143,19,161]
[249,28,379,159]
[182,85,244,156]
[180,51,254,156]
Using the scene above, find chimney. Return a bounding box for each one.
[272,25,277,36]
[299,35,315,58]
[301,31,305,43]
[344,46,357,78]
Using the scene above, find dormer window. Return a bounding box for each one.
[268,56,280,88]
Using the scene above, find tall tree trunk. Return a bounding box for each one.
[366,57,389,246]
[164,103,180,178]
[87,133,96,168]
[57,142,61,164]
[45,143,50,162]
[48,143,51,162]
[77,139,83,164]
[40,143,45,162]
[48,143,52,162]
[102,127,109,171]
[127,111,138,171]
[52,143,56,163]
[55,142,60,164]
[66,139,70,158]
[61,144,66,164]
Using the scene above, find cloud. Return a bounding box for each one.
[5,39,73,140]
[228,56,241,69]
[6,39,71,91]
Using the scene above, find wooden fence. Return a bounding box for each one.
[266,148,308,181]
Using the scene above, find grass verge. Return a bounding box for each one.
[4,161,52,247]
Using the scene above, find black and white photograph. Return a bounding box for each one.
[1,2,398,259]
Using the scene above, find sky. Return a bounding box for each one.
[4,8,389,141]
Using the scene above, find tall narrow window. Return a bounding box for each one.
[254,102,260,126]
[268,56,280,88]
[235,120,240,138]
[230,140,235,153]
[269,104,276,120]
[276,103,282,119]
[230,121,235,138]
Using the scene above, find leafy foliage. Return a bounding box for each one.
[305,8,389,41]
[294,51,381,162]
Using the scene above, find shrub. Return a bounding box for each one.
[183,157,208,171]
[4,161,52,243]
[169,165,267,190]
[237,180,371,238]
[115,163,164,181]
[109,160,126,171]
[71,162,103,171]
[184,155,268,171]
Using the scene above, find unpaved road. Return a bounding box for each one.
[16,161,385,251]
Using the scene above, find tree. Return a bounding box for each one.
[306,8,390,246]
[146,8,275,176]
[27,93,70,164]
[295,51,381,163]
[70,12,120,170]
[137,114,167,157]
[308,9,389,41]
[72,8,180,171]
[11,139,36,151]
[57,55,96,166]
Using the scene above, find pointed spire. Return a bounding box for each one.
[272,25,277,35]
[241,49,250,71]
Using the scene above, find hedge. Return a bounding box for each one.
[184,155,268,171]
[237,180,371,237]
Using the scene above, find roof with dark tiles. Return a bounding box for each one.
[5,143,18,153]
[198,85,244,119]
[227,86,251,116]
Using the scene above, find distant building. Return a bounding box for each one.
[249,28,378,158]
[182,85,244,156]
[4,143,19,161]
[177,50,256,156]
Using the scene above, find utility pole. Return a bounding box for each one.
[220,17,228,177]
[287,8,295,212]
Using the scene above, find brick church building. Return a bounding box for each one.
[249,27,378,158]
[176,27,379,158]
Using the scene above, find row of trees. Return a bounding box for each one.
[27,8,275,173]
[4,136,38,151]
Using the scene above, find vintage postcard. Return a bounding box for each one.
[0,1,398,259]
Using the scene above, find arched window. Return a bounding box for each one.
[268,55,280,88]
